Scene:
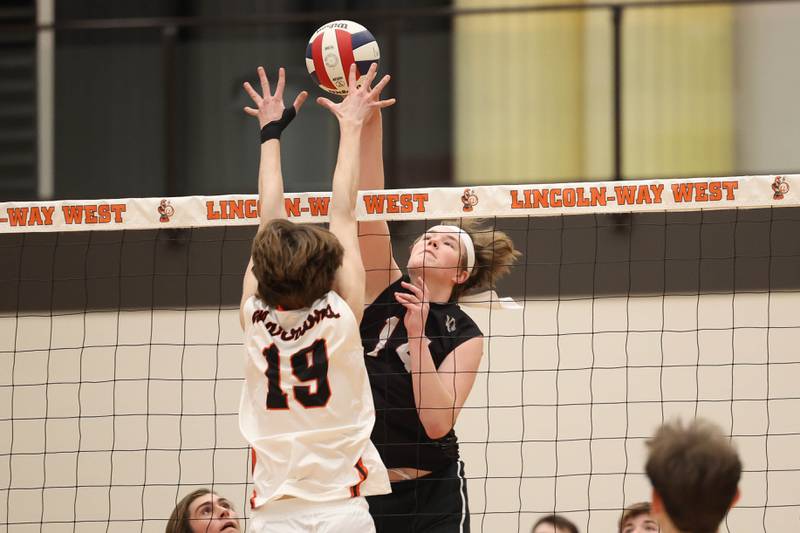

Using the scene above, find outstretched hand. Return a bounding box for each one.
[243,67,308,128]
[317,63,395,126]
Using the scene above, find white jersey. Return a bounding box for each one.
[240,292,390,508]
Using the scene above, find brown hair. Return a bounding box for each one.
[165,488,212,533]
[646,419,741,533]
[618,502,652,532]
[251,219,344,309]
[438,219,521,301]
[532,514,579,533]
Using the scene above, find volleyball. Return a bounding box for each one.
[305,20,380,95]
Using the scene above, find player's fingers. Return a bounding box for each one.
[372,98,396,109]
[243,82,262,105]
[394,296,417,310]
[364,62,379,88]
[243,106,259,117]
[347,63,358,92]
[275,67,286,100]
[258,66,271,97]
[293,91,309,112]
[400,281,421,295]
[371,74,391,96]
[316,96,336,112]
[394,292,416,304]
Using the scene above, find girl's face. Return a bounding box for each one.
[186,493,240,533]
[407,229,468,285]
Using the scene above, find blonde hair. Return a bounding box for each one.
[440,219,521,301]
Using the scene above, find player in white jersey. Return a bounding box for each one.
[238,63,394,532]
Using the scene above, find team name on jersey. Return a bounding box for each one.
[252,304,342,341]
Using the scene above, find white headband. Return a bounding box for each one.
[427,225,475,274]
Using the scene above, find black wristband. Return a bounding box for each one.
[260,107,297,143]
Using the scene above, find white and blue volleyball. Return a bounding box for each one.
[306,20,380,96]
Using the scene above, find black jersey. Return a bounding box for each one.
[360,276,483,471]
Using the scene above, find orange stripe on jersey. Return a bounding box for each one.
[250,448,258,509]
[350,457,368,497]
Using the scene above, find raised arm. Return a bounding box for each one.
[317,64,395,322]
[239,66,308,329]
[359,108,402,304]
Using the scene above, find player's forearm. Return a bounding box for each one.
[330,123,362,221]
[257,139,284,225]
[359,112,384,191]
[408,336,458,438]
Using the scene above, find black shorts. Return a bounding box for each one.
[366,461,469,533]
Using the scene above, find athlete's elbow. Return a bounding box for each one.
[420,416,454,440]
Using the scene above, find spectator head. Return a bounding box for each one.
[531,514,579,533]
[646,419,741,533]
[619,502,659,533]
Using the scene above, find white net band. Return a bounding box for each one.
[0,174,797,233]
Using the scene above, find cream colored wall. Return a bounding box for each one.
[623,4,734,178]
[454,0,589,184]
[453,0,735,183]
[2,291,799,532]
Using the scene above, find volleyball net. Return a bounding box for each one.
[1,174,799,532]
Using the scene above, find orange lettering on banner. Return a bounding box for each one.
[722,180,738,200]
[614,185,637,205]
[671,180,738,203]
[400,194,413,213]
[110,204,126,222]
[549,189,562,208]
[228,200,244,219]
[533,189,548,208]
[207,201,221,220]
[672,183,693,202]
[562,188,575,207]
[363,194,385,214]
[41,206,55,225]
[84,205,98,223]
[511,187,612,209]
[650,184,664,203]
[245,199,258,218]
[386,194,400,213]
[285,198,301,217]
[510,190,525,209]
[7,207,29,226]
[592,187,608,206]
[29,207,43,225]
[6,205,56,226]
[709,182,722,201]
[412,193,428,212]
[62,205,83,224]
[97,204,110,223]
[695,183,708,202]
[362,193,428,214]
[576,188,589,207]
[308,197,330,216]
[60,203,126,224]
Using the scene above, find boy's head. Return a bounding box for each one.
[646,419,741,533]
[618,502,658,533]
[251,219,343,309]
[531,514,579,533]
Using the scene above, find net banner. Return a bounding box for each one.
[1,174,797,233]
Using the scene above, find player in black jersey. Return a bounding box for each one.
[357,108,521,532]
